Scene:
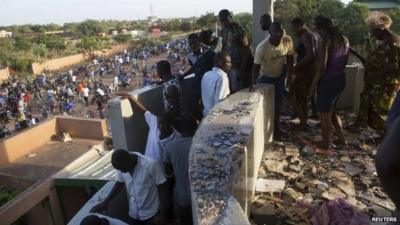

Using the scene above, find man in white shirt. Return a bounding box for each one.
[201,51,231,116]
[91,150,168,225]
[97,88,105,97]
[117,93,180,164]
[83,87,90,106]
[80,214,129,225]
[114,76,119,91]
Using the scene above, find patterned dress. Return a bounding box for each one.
[163,76,185,117]
[357,42,400,130]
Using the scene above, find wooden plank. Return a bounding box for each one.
[0,179,55,225]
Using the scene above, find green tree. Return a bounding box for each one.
[180,22,193,32]
[14,36,33,51]
[33,44,48,59]
[10,58,32,72]
[197,12,218,28]
[234,13,253,44]
[389,7,400,33]
[336,2,370,52]
[44,36,66,51]
[0,38,14,67]
[76,20,106,36]
[78,36,99,51]
[113,34,132,43]
[318,0,345,19]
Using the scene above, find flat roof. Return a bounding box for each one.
[0,139,101,181]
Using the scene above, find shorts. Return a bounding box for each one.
[316,74,345,113]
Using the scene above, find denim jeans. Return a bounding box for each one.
[258,75,285,132]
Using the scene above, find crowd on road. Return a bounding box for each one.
[0,39,193,139]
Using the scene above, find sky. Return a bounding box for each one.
[0,0,353,26]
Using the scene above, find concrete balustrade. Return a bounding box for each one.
[189,86,274,225]
[336,64,365,111]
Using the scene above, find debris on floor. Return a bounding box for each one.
[251,113,395,225]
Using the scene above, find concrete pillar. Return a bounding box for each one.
[252,0,274,50]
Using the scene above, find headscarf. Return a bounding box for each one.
[366,11,393,30]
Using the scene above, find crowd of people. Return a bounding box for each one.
[0,41,191,139]
[79,9,400,225]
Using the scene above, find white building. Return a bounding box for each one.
[0,30,12,38]
[130,30,146,38]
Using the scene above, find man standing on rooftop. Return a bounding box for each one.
[250,22,294,139]
[201,51,231,116]
[219,9,251,93]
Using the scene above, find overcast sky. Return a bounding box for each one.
[0,0,353,26]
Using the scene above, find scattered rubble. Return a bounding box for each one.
[252,113,395,225]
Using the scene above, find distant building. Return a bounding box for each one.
[358,0,400,11]
[0,30,12,38]
[130,30,146,38]
[111,30,118,36]
[149,27,161,36]
[121,28,128,34]
[97,32,107,37]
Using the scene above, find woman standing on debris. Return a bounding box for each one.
[356,12,400,131]
[309,16,363,150]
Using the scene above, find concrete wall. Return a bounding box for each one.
[0,118,57,167]
[31,44,128,75]
[336,64,365,111]
[189,86,274,225]
[0,67,10,82]
[56,116,108,140]
[0,117,107,168]
[108,76,194,152]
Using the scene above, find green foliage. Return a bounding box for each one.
[179,22,193,32]
[10,58,33,72]
[389,7,400,33]
[76,19,106,36]
[77,36,99,50]
[33,44,48,58]
[0,188,18,206]
[37,35,66,51]
[234,13,253,44]
[197,12,218,28]
[113,34,132,44]
[336,3,370,52]
[14,36,33,51]
[318,0,345,19]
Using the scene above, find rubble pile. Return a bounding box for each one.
[252,115,395,225]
